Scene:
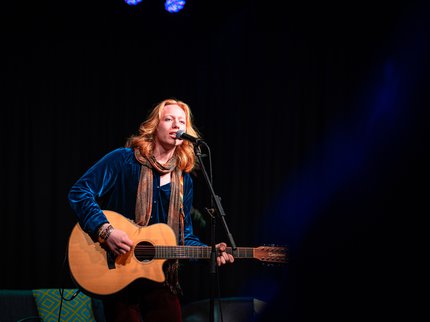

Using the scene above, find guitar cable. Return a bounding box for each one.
[56,238,82,322]
[15,237,81,322]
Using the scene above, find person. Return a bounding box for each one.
[68,98,235,322]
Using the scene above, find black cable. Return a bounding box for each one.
[56,236,81,321]
[16,317,43,322]
[16,243,79,322]
[57,287,81,322]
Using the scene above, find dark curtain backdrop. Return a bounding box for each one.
[1,1,428,320]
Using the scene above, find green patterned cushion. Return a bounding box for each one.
[32,288,96,322]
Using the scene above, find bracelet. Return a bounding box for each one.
[96,224,106,236]
[97,224,114,243]
[103,225,114,241]
[97,224,107,243]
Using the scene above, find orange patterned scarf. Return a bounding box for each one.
[134,149,185,243]
[134,149,185,294]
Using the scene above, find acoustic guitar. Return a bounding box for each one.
[68,210,287,295]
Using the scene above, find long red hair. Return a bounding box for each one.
[125,98,201,173]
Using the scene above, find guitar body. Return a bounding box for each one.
[68,210,176,296]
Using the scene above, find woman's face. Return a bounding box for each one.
[156,104,187,148]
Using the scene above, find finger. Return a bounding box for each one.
[222,253,232,264]
[221,255,227,265]
[219,243,227,251]
[125,238,134,246]
[121,244,131,252]
[114,246,127,255]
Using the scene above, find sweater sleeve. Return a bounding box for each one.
[68,148,126,236]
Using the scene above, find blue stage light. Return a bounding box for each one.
[124,0,143,5]
[165,0,186,13]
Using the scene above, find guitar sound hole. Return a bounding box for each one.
[135,241,155,262]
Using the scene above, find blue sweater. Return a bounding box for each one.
[68,147,204,246]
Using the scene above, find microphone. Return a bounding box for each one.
[176,130,203,144]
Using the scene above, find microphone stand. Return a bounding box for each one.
[194,142,237,322]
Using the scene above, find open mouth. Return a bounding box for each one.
[170,132,180,139]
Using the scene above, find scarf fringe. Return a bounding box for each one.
[164,260,183,295]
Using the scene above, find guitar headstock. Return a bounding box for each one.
[254,245,288,264]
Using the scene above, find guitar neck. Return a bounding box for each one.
[134,244,287,263]
[151,246,254,259]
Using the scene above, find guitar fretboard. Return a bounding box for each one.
[132,244,287,263]
[136,246,255,259]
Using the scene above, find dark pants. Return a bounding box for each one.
[102,279,182,322]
